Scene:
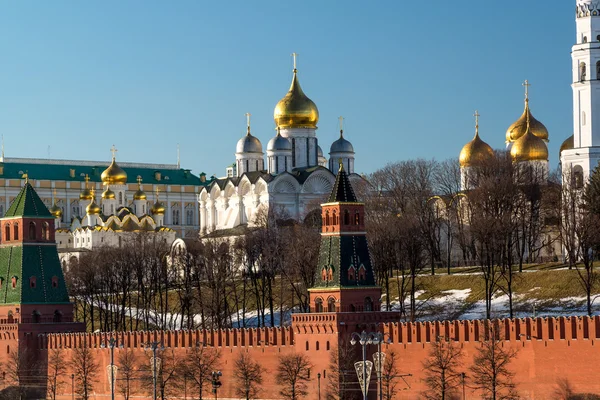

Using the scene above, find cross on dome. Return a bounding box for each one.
[523,80,531,102]
[137,176,143,185]
[110,145,118,159]
[245,113,251,134]
[474,110,480,134]
[292,52,298,71]
[339,116,344,133]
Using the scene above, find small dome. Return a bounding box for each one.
[511,128,549,162]
[330,131,354,154]
[102,188,116,200]
[49,203,63,219]
[236,131,263,154]
[101,157,128,185]
[506,101,549,143]
[86,199,101,215]
[560,134,574,154]
[133,188,147,200]
[151,201,165,215]
[317,145,323,157]
[79,187,93,201]
[274,69,319,129]
[267,131,292,152]
[459,133,494,167]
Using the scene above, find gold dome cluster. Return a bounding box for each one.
[560,134,574,154]
[273,68,319,129]
[86,190,101,215]
[101,147,127,185]
[505,101,549,143]
[510,124,548,162]
[133,177,147,200]
[102,188,116,200]
[80,175,93,200]
[49,202,63,219]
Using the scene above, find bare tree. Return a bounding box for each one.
[141,348,181,400]
[118,348,139,400]
[326,342,359,400]
[5,348,40,400]
[277,353,313,400]
[47,348,67,400]
[381,350,401,400]
[181,345,221,400]
[422,338,464,400]
[469,324,518,400]
[71,345,99,400]
[234,353,264,400]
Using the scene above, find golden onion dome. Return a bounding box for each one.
[506,100,549,143]
[101,157,128,185]
[459,132,494,167]
[102,188,116,200]
[510,127,549,162]
[133,188,147,200]
[560,134,574,154]
[273,68,319,129]
[49,203,63,219]
[79,187,93,201]
[86,199,101,215]
[151,201,165,215]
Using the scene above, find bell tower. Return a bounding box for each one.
[562,0,600,179]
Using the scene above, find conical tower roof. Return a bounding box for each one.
[328,163,357,203]
[4,182,53,218]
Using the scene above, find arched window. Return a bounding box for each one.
[28,222,35,240]
[7,311,13,324]
[118,192,123,205]
[328,267,333,282]
[325,211,330,226]
[573,165,585,189]
[348,266,356,281]
[186,210,193,225]
[354,211,360,225]
[358,265,366,281]
[581,62,587,81]
[333,210,338,225]
[364,297,374,312]
[305,341,309,351]
[13,224,18,240]
[343,210,350,225]
[326,341,330,351]
[321,267,328,282]
[327,297,336,312]
[53,310,62,323]
[4,224,10,241]
[32,310,41,323]
[584,36,588,43]
[315,298,323,313]
[316,341,320,351]
[42,222,50,240]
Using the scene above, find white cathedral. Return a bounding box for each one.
[199,62,363,234]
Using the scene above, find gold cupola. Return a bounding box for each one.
[273,56,319,129]
[49,190,63,219]
[79,174,93,201]
[101,146,128,185]
[151,188,165,215]
[510,113,549,162]
[86,190,101,215]
[102,187,116,200]
[459,111,494,167]
[506,80,549,143]
[133,177,147,200]
[559,134,574,155]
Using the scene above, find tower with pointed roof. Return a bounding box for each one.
[308,163,381,313]
[0,181,83,343]
[562,1,600,182]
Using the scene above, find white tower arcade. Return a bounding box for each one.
[562,0,600,180]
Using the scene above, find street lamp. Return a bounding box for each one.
[351,331,384,400]
[101,336,118,400]
[211,371,222,400]
[144,341,163,400]
[71,373,74,400]
[317,372,321,400]
[461,372,466,400]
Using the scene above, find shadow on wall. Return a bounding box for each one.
[554,378,600,400]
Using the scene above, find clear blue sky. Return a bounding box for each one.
[0,1,574,176]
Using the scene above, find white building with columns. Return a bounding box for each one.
[199,63,363,234]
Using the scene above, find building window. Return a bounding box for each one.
[316,341,320,351]
[119,192,123,205]
[581,62,587,81]
[53,310,62,323]
[42,222,50,240]
[28,222,36,240]
[32,311,40,323]
[364,297,373,312]
[327,297,336,312]
[348,266,356,281]
[315,298,323,313]
[29,277,36,289]
[11,277,16,289]
[326,342,330,351]
[358,265,366,281]
[573,165,585,189]
[333,211,338,225]
[354,211,360,225]
[583,111,587,126]
[584,36,588,43]
[305,341,309,351]
[4,224,9,241]
[173,209,180,225]
[52,276,59,288]
[186,210,193,225]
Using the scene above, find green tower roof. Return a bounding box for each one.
[328,164,357,203]
[4,182,53,218]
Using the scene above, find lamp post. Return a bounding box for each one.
[461,372,466,400]
[144,341,163,400]
[101,336,117,400]
[351,331,384,400]
[71,373,74,400]
[317,372,321,400]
